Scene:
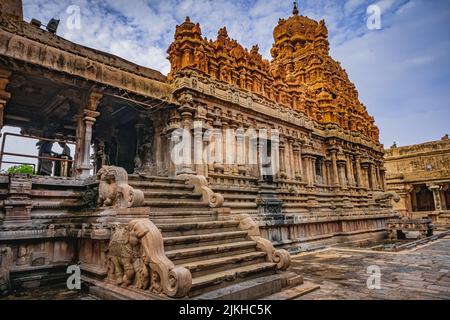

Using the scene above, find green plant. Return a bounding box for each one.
[7,164,35,175]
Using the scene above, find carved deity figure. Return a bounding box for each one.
[219,65,231,83]
[239,73,247,89]
[168,43,181,72]
[194,45,208,74]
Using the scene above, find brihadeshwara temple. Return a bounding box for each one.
[0,0,404,299]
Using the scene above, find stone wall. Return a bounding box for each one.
[385,137,450,223]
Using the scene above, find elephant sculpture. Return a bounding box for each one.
[105,219,192,297]
[97,166,144,208]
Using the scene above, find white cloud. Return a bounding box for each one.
[18,0,450,147]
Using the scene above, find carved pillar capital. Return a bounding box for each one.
[76,91,103,178]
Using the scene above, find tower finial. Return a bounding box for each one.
[293,1,299,15]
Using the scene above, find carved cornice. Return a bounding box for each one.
[0,17,174,104]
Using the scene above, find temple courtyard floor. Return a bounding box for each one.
[2,234,450,300]
[292,234,450,300]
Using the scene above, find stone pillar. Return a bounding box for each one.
[321,160,327,186]
[330,150,340,188]
[346,154,355,187]
[202,132,211,178]
[76,91,102,178]
[168,131,180,177]
[292,144,300,180]
[375,165,381,190]
[337,161,347,189]
[0,69,11,132]
[303,156,314,188]
[288,139,295,180]
[229,122,239,175]
[379,167,387,191]
[193,125,205,176]
[279,141,287,179]
[360,163,369,190]
[311,157,317,183]
[178,104,195,175]
[236,127,246,176]
[428,184,443,212]
[221,118,230,175]
[355,156,363,188]
[370,164,378,191]
[294,143,305,181]
[325,161,332,187]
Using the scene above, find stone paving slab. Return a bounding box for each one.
[294,239,450,300]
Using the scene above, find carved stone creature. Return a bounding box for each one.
[97,166,144,208]
[373,191,401,203]
[183,175,224,208]
[0,247,13,296]
[106,219,192,298]
[238,214,291,270]
[106,225,139,287]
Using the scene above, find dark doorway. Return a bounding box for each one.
[93,105,140,174]
[261,139,273,183]
[413,185,435,212]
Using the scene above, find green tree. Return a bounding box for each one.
[7,164,35,175]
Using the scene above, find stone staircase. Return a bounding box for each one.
[127,175,298,299]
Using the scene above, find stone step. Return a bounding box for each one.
[222,194,259,201]
[143,200,207,208]
[148,206,213,213]
[142,191,202,200]
[158,220,240,237]
[189,262,277,297]
[195,273,286,300]
[260,282,320,300]
[211,186,260,193]
[224,202,258,208]
[180,251,267,278]
[152,217,217,224]
[166,241,258,263]
[164,231,249,251]
[128,175,186,184]
[149,210,216,221]
[128,181,194,191]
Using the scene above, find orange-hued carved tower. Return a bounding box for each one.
[167,8,380,144]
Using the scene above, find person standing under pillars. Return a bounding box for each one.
[55,142,73,177]
[36,139,55,176]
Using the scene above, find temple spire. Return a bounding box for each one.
[293,1,299,15]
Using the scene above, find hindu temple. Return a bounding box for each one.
[0,0,401,300]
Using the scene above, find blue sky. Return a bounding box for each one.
[19,0,450,147]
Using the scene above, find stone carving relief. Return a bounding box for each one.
[167,14,380,143]
[97,166,144,208]
[237,214,291,270]
[0,247,13,296]
[183,175,224,208]
[106,219,192,298]
[373,191,401,203]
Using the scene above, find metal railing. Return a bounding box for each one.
[0,132,76,176]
